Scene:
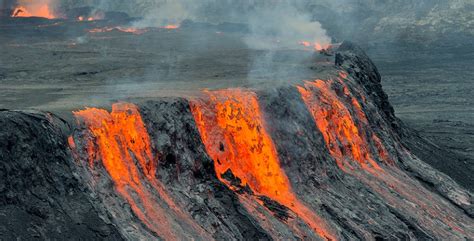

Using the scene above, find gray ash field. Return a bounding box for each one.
[367,46,474,191]
[1,3,473,241]
[0,18,329,113]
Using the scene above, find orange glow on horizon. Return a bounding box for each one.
[11,2,56,19]
[162,24,179,29]
[77,16,95,21]
[190,89,336,240]
[299,41,331,51]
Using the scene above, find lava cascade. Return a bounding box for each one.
[190,89,335,240]
[11,0,56,19]
[298,75,473,238]
[72,103,206,239]
[297,79,385,173]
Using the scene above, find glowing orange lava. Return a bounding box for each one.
[338,71,348,79]
[77,16,94,21]
[298,80,383,173]
[11,2,56,19]
[77,12,102,22]
[299,41,331,51]
[72,103,188,239]
[67,136,76,149]
[161,24,179,29]
[190,89,335,240]
[298,76,472,238]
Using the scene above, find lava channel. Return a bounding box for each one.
[298,77,473,238]
[71,103,207,239]
[190,89,336,240]
[297,79,386,173]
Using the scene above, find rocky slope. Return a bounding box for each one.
[1,42,472,240]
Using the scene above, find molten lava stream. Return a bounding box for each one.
[72,103,207,239]
[190,89,336,240]
[335,72,394,165]
[297,79,385,173]
[298,78,473,238]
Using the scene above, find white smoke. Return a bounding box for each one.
[133,0,190,28]
[50,0,333,87]
[243,2,331,50]
[52,0,332,50]
[131,0,331,50]
[129,0,332,83]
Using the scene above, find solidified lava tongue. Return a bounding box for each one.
[71,103,207,240]
[190,89,336,240]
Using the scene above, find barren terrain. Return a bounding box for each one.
[368,46,474,190]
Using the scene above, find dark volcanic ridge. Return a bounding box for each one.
[1,42,472,240]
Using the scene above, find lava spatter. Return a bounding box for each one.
[71,103,208,240]
[190,89,336,240]
[298,79,383,173]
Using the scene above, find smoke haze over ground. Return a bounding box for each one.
[50,0,472,46]
[3,0,472,46]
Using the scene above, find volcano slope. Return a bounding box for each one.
[1,42,473,240]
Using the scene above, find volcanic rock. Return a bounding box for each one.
[0,43,472,240]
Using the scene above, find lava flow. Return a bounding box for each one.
[298,76,473,238]
[297,79,384,173]
[71,103,206,239]
[190,89,335,240]
[11,0,56,19]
